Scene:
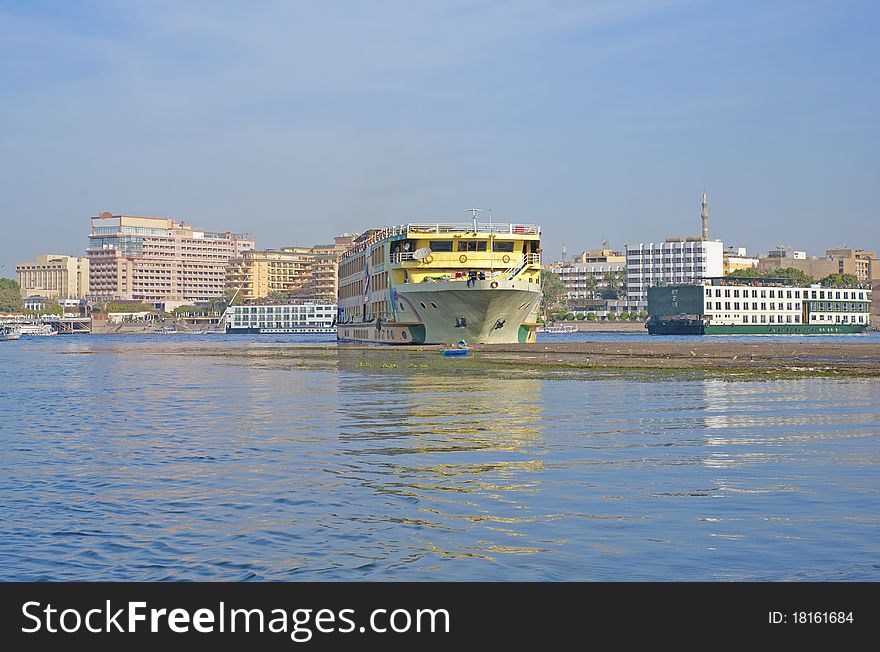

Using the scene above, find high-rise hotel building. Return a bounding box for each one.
[87,213,254,307]
[625,193,724,306]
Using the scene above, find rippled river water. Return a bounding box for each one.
[2,334,878,580]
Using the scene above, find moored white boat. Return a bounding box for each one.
[18,324,57,337]
[537,324,578,334]
[1,325,21,341]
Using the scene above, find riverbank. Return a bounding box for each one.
[468,341,880,376]
[192,340,880,378]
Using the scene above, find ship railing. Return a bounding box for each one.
[342,223,542,262]
[390,252,416,263]
[405,223,540,235]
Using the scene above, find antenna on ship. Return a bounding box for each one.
[467,208,482,232]
[488,208,494,273]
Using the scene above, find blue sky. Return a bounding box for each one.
[1,0,877,273]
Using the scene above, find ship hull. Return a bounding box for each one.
[647,319,868,335]
[338,280,541,345]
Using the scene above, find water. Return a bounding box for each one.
[2,334,878,580]
[536,330,880,345]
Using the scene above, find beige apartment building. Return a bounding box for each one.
[226,234,357,303]
[226,248,314,302]
[16,254,90,300]
[87,213,254,307]
[756,248,878,284]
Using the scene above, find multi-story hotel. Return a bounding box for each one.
[226,234,357,303]
[16,254,90,300]
[626,193,724,307]
[86,213,254,308]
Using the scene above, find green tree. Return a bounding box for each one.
[820,273,859,288]
[224,287,244,306]
[542,271,565,310]
[267,290,288,303]
[563,312,575,321]
[618,310,629,320]
[576,312,586,320]
[582,275,598,300]
[726,266,814,286]
[606,311,617,321]
[0,278,21,291]
[106,301,152,313]
[586,312,596,321]
[638,310,649,320]
[0,287,23,312]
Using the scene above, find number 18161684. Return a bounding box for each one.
[769,612,854,624]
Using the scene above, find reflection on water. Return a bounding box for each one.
[1,336,878,581]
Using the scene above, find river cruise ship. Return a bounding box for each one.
[225,303,337,334]
[647,279,872,335]
[337,220,542,344]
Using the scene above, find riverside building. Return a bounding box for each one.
[86,213,254,309]
[626,193,724,308]
[756,247,879,284]
[225,235,357,303]
[546,248,626,306]
[16,254,89,300]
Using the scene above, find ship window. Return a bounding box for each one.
[493,241,515,252]
[430,302,438,309]
[399,302,405,311]
[419,302,427,309]
[429,240,453,252]
[458,240,487,252]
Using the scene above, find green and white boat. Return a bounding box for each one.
[647,280,871,335]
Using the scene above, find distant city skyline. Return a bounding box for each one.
[2,0,877,274]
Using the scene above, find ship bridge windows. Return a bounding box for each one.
[429,240,453,252]
[458,240,487,252]
[492,241,515,253]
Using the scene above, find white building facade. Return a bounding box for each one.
[546,261,626,302]
[626,238,724,306]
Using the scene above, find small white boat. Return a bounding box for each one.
[1,325,21,341]
[19,324,57,337]
[537,324,578,334]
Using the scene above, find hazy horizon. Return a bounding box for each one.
[2,0,877,274]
